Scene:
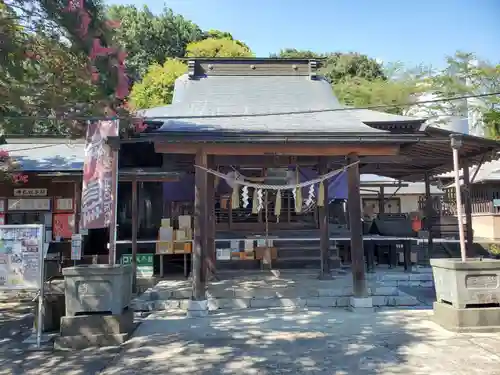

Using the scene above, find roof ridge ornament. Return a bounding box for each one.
[188,60,196,79]
[309,60,318,80]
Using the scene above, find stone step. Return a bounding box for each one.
[131,293,420,312]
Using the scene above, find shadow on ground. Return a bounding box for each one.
[99,308,500,375]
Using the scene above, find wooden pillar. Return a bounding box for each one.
[424,172,434,260]
[347,154,367,297]
[462,159,474,257]
[73,180,82,233]
[206,156,216,279]
[318,158,330,279]
[193,149,208,300]
[131,179,138,293]
[378,186,385,214]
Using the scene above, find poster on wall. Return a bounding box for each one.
[0,225,44,290]
[80,120,119,230]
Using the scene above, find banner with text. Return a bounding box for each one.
[80,120,119,230]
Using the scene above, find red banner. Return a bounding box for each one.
[80,120,119,229]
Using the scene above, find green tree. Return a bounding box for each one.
[106,5,204,79]
[185,37,253,58]
[321,53,387,83]
[269,48,325,59]
[129,59,187,109]
[1,0,110,136]
[424,51,500,138]
[205,29,251,51]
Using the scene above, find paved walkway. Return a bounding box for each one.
[1,306,499,374]
[99,308,499,375]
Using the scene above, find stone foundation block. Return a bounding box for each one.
[60,309,134,337]
[433,301,500,333]
[250,298,282,308]
[335,297,350,307]
[216,298,251,309]
[350,296,373,308]
[172,289,193,299]
[306,297,337,308]
[155,300,180,310]
[387,295,419,306]
[370,287,399,296]
[186,299,208,318]
[409,273,433,281]
[372,296,389,306]
[317,287,351,297]
[55,332,130,350]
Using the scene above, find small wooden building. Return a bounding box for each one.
[108,57,500,298]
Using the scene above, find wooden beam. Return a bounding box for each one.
[347,154,368,298]
[424,172,434,260]
[318,157,330,279]
[206,156,216,279]
[155,143,399,156]
[193,149,208,300]
[131,179,138,293]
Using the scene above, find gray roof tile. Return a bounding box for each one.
[141,75,388,134]
[3,141,84,171]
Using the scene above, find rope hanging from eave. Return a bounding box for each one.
[194,161,358,191]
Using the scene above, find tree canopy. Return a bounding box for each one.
[129,59,187,110]
[185,37,254,58]
[106,5,203,79]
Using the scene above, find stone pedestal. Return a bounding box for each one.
[431,258,500,331]
[433,302,500,332]
[56,265,134,350]
[55,309,135,350]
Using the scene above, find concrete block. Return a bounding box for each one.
[171,289,193,299]
[388,296,419,306]
[186,299,208,318]
[433,301,500,333]
[234,288,276,299]
[397,281,411,287]
[206,289,235,299]
[60,309,134,337]
[216,298,251,310]
[155,300,180,310]
[335,297,350,307]
[149,289,172,300]
[55,332,130,350]
[350,297,373,308]
[380,274,409,281]
[306,297,337,308]
[317,287,351,297]
[409,273,433,281]
[371,286,399,296]
[378,281,398,287]
[279,298,306,308]
[372,296,389,306]
[409,281,422,287]
[250,298,282,308]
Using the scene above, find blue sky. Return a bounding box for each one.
[106,0,500,69]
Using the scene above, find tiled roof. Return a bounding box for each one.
[141,75,388,134]
[2,140,85,171]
